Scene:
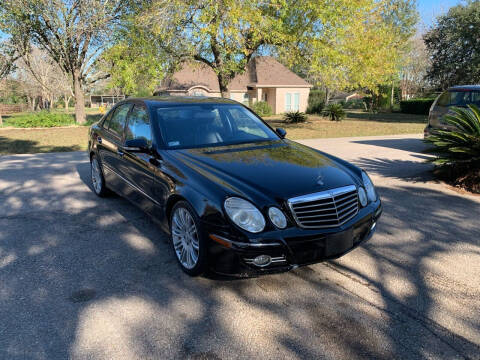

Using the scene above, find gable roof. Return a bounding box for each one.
[159,56,311,93]
[162,62,221,92]
[253,57,311,87]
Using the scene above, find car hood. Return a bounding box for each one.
[170,140,357,202]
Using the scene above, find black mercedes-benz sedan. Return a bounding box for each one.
[88,97,382,277]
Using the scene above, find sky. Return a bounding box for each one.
[417,0,463,30]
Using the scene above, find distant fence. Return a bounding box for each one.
[0,104,28,114]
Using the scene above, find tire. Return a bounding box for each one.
[170,201,208,276]
[90,154,108,197]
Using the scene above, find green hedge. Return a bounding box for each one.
[2,111,76,128]
[400,98,435,115]
[251,101,272,117]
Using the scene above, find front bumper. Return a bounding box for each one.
[206,200,382,277]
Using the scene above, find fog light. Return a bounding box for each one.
[253,255,272,267]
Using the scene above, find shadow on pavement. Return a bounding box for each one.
[0,135,82,155]
[0,152,478,359]
[351,138,429,153]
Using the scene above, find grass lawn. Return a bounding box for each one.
[0,109,426,156]
[264,110,427,139]
[0,109,102,128]
[0,127,89,155]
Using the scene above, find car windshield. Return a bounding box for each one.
[437,90,480,107]
[154,104,279,149]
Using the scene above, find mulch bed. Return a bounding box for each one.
[433,165,480,194]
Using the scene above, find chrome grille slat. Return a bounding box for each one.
[294,212,339,219]
[292,201,334,209]
[288,185,359,229]
[337,204,358,218]
[335,194,357,205]
[338,207,358,221]
[336,199,358,213]
[294,206,337,214]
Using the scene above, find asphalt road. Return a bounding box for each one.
[0,134,479,360]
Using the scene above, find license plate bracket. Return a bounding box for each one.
[325,229,354,257]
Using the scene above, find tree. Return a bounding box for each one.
[134,0,290,97]
[0,40,19,125]
[0,0,126,123]
[16,46,72,110]
[279,0,417,102]
[101,21,169,96]
[424,1,480,89]
[399,36,430,99]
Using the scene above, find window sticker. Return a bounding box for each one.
[168,141,180,146]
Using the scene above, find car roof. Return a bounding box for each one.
[448,85,480,91]
[125,96,239,107]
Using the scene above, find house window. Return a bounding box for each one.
[243,93,249,105]
[285,93,300,111]
[263,92,268,102]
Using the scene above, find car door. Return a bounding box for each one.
[97,102,132,195]
[121,103,160,214]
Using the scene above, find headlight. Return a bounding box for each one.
[358,187,368,207]
[268,207,287,229]
[224,197,265,233]
[362,171,377,202]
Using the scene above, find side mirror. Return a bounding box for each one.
[276,127,287,139]
[124,138,150,153]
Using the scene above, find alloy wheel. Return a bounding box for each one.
[171,207,200,269]
[91,157,103,194]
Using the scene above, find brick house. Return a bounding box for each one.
[155,56,312,114]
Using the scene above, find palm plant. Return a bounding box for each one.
[424,105,480,166]
[323,103,346,121]
[283,111,307,123]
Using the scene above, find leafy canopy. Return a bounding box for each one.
[280,0,417,94]
[424,1,480,89]
[138,0,290,93]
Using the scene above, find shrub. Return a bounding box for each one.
[424,104,480,193]
[323,103,346,121]
[400,98,435,115]
[306,100,324,114]
[307,90,325,114]
[251,101,272,117]
[2,111,76,128]
[283,111,307,123]
[342,98,365,109]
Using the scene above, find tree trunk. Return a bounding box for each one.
[325,87,330,104]
[0,112,2,126]
[390,80,394,111]
[73,69,86,124]
[64,94,69,112]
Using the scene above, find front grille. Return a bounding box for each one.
[288,185,359,229]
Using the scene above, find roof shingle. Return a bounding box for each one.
[159,56,311,93]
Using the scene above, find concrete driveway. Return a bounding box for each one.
[0,134,479,359]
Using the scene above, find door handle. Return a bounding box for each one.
[117,149,124,157]
[97,136,102,144]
